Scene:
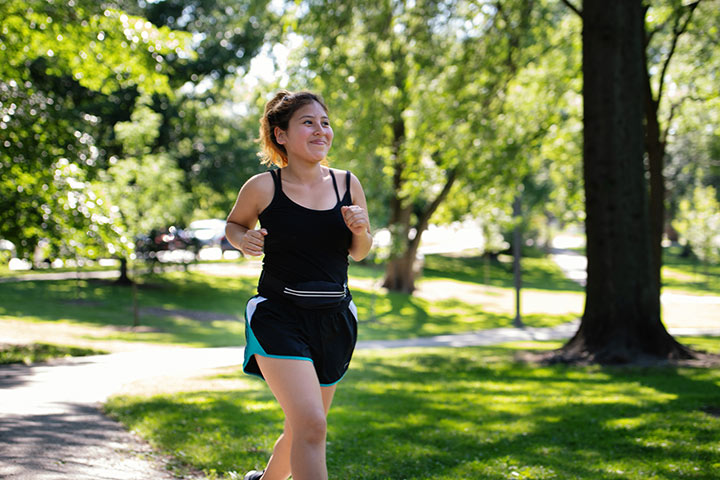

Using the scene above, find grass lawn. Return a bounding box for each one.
[663,247,720,295]
[105,339,720,480]
[0,246,717,355]
[0,254,581,349]
[0,342,106,365]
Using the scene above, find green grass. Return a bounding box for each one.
[0,272,254,346]
[0,343,106,365]
[105,340,720,480]
[422,253,585,292]
[663,247,720,295]
[0,263,575,347]
[1,248,716,348]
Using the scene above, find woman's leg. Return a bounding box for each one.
[255,356,337,480]
[261,385,337,480]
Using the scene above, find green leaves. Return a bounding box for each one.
[674,183,720,265]
[1,2,194,95]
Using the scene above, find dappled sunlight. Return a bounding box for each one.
[103,344,720,479]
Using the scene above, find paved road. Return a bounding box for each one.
[0,347,242,479]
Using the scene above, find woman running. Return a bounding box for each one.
[225,90,372,480]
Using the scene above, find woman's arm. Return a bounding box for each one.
[341,173,373,262]
[225,173,273,257]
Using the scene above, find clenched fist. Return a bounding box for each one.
[341,205,370,236]
[240,228,268,257]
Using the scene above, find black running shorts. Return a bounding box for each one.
[243,295,358,387]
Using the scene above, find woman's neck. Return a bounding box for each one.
[283,161,326,185]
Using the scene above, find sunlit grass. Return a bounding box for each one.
[106,340,720,480]
[662,246,720,295]
[1,247,716,349]
[0,343,106,365]
[0,266,575,347]
[422,253,585,292]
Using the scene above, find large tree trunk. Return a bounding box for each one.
[559,0,692,364]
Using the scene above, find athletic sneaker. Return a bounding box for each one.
[243,470,264,480]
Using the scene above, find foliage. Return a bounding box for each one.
[645,0,720,229]
[0,0,194,260]
[105,343,720,479]
[0,0,275,262]
[674,182,720,265]
[283,0,585,290]
[94,97,192,260]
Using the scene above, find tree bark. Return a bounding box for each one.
[383,168,459,293]
[115,257,133,285]
[558,0,693,364]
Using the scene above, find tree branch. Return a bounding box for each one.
[410,167,459,251]
[560,0,582,18]
[656,1,700,102]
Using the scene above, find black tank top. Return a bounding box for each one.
[258,168,353,286]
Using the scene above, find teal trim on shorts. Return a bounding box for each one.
[243,296,315,380]
[242,295,353,387]
[319,372,346,387]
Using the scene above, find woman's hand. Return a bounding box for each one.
[341,205,370,236]
[240,228,268,257]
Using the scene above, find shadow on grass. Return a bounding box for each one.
[0,273,257,347]
[350,290,573,342]
[422,254,585,292]
[0,272,575,346]
[328,350,720,479]
[105,388,283,475]
[105,347,720,479]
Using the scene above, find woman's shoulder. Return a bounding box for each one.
[244,170,275,190]
[328,167,358,182]
[238,170,275,201]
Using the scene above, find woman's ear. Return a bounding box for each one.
[274,126,287,145]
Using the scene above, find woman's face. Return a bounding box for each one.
[275,101,333,164]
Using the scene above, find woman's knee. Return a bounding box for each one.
[293,410,327,444]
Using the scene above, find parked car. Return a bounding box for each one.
[135,226,196,259]
[185,219,227,247]
[220,234,239,252]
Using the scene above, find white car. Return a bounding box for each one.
[186,219,227,247]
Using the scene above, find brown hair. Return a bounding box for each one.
[258,90,330,167]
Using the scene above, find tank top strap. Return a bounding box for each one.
[345,171,351,203]
[329,170,341,204]
[270,169,282,193]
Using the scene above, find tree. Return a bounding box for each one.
[642,0,706,294]
[292,0,553,293]
[0,0,274,265]
[0,0,192,260]
[96,98,191,283]
[557,0,693,363]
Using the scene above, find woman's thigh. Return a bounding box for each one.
[256,356,336,426]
